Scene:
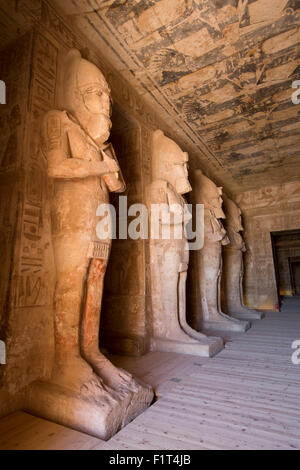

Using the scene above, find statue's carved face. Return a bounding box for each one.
[153,131,192,195]
[78,82,112,146]
[173,152,191,195]
[205,186,225,219]
[81,85,111,116]
[64,51,112,146]
[225,197,244,232]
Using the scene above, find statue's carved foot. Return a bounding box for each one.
[84,351,138,392]
[51,355,102,392]
[26,353,153,441]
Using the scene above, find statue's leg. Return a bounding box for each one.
[224,249,264,319]
[51,239,95,389]
[178,269,209,341]
[199,243,249,331]
[81,258,136,391]
[150,242,223,356]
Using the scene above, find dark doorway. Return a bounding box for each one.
[290,259,300,295]
[271,229,300,306]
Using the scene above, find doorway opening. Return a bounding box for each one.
[271,229,300,307]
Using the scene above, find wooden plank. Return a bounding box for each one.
[0,412,105,450]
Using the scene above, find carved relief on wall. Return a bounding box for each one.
[0,184,18,338]
[0,33,31,174]
[237,181,300,211]
[12,32,58,309]
[0,34,33,345]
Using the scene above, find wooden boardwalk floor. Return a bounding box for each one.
[104,297,300,450]
[1,297,300,450]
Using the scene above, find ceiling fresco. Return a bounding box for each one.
[53,0,300,193]
[1,0,299,193]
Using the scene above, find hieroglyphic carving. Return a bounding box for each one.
[0,33,32,174]
[0,33,34,337]
[14,32,58,308]
[237,181,300,211]
[141,126,152,186]
[15,0,42,22]
[40,0,78,49]
[0,184,18,336]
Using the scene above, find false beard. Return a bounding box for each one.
[78,113,112,147]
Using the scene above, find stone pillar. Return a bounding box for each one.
[23,48,153,440]
[222,194,264,320]
[190,170,250,333]
[147,131,223,357]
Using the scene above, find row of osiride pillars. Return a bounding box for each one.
[24,50,264,441]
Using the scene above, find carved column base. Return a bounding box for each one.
[201,313,250,333]
[24,377,154,440]
[151,335,223,357]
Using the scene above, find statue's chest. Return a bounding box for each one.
[64,117,101,163]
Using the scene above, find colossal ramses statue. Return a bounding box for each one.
[222,194,264,320]
[147,130,223,357]
[190,170,250,333]
[26,49,153,439]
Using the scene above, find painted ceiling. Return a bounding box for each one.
[52,0,300,194]
[1,0,300,194]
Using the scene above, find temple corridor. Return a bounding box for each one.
[1,296,299,451]
[0,0,300,453]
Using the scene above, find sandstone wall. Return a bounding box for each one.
[0,31,56,416]
[236,181,300,310]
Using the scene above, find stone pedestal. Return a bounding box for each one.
[25,373,153,440]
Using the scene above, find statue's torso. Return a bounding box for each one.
[45,110,109,237]
[226,228,246,251]
[204,210,229,246]
[147,179,189,264]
